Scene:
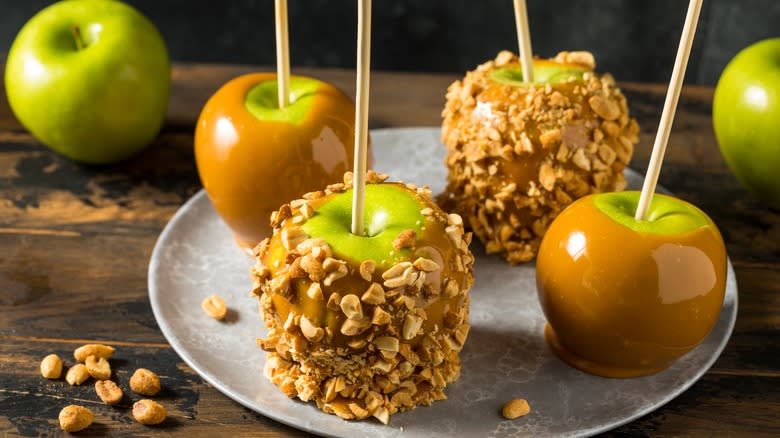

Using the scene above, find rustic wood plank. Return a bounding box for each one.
[0,340,308,437]
[2,339,779,437]
[607,374,780,437]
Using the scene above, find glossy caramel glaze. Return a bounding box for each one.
[195,73,361,252]
[536,195,727,377]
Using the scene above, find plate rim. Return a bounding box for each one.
[148,126,738,438]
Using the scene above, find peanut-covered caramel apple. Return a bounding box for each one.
[441,51,640,263]
[252,171,474,423]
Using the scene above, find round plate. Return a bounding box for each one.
[148,127,737,438]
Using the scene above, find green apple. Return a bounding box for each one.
[302,184,426,267]
[536,191,727,377]
[489,61,587,86]
[243,78,320,123]
[713,38,780,210]
[4,0,170,164]
[194,73,360,252]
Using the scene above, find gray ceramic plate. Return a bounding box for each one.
[148,127,737,438]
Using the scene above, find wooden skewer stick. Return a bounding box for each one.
[513,0,534,83]
[351,0,371,236]
[635,0,703,221]
[275,0,290,108]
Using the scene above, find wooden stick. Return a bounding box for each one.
[351,0,371,236]
[635,0,702,221]
[513,0,534,83]
[275,0,290,108]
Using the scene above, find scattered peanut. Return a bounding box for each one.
[132,399,167,425]
[130,368,161,396]
[85,355,111,380]
[95,380,123,405]
[65,363,90,386]
[201,294,227,320]
[40,354,62,379]
[58,405,94,432]
[502,398,531,419]
[74,344,115,362]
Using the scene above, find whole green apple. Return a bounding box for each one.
[5,0,170,164]
[536,191,727,377]
[713,38,780,210]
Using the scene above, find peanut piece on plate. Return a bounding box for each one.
[202,294,227,320]
[40,354,62,379]
[502,398,531,419]
[130,368,161,396]
[59,405,94,432]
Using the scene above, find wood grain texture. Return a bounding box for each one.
[0,63,778,437]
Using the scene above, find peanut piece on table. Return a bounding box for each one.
[133,399,167,425]
[85,355,111,380]
[65,363,90,386]
[40,354,62,379]
[502,398,531,419]
[59,405,94,432]
[202,294,227,320]
[95,380,123,405]
[130,368,161,396]
[74,344,115,362]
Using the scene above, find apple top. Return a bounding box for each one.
[592,191,714,235]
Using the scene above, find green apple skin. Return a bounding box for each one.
[303,184,426,267]
[244,78,320,123]
[489,64,587,86]
[713,38,780,210]
[592,191,710,234]
[536,191,727,377]
[5,0,170,164]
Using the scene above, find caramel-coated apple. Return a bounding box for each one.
[252,171,474,423]
[441,50,640,263]
[536,191,727,377]
[195,73,368,252]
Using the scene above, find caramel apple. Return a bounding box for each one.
[195,73,366,253]
[536,191,727,377]
[251,171,474,423]
[441,50,640,263]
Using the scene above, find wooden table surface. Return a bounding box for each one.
[0,64,778,437]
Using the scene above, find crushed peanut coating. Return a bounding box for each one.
[440,50,639,263]
[252,171,475,423]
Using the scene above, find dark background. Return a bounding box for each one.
[1,0,778,85]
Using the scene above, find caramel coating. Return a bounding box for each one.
[536,195,727,377]
[441,50,640,263]
[195,73,362,252]
[252,171,474,423]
